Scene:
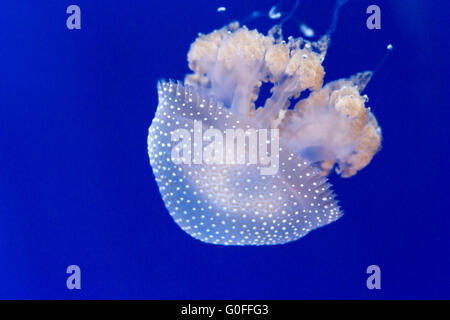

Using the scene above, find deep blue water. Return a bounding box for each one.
[0,0,448,299]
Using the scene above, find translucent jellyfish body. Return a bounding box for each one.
[148,22,381,245]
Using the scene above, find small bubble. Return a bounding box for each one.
[217,7,226,13]
[300,23,315,38]
[387,44,393,51]
[251,11,260,18]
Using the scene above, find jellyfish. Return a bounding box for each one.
[147,3,382,245]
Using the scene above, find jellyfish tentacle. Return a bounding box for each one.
[327,0,350,36]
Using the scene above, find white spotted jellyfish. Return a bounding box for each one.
[147,2,384,245]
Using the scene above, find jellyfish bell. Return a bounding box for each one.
[148,81,342,245]
[147,7,382,245]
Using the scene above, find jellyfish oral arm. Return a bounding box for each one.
[185,23,381,177]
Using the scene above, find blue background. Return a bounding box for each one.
[0,0,448,299]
